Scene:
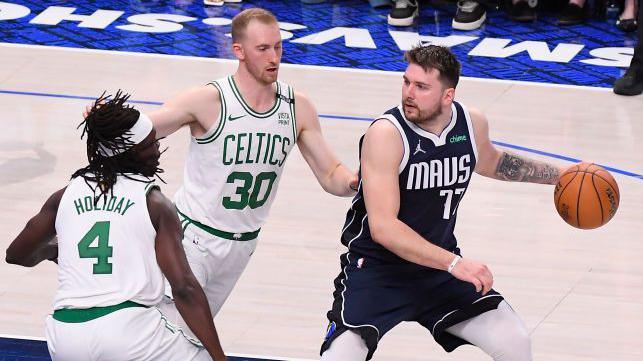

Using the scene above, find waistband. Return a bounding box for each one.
[176,207,260,241]
[52,300,146,323]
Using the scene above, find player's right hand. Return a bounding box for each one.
[82,103,92,118]
[450,257,493,295]
[83,99,106,118]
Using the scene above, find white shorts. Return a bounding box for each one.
[159,224,257,336]
[45,306,210,361]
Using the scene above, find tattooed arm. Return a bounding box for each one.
[468,108,565,185]
[494,152,560,184]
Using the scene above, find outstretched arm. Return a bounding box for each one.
[363,119,493,295]
[470,108,564,184]
[83,86,221,139]
[6,188,64,267]
[149,86,221,139]
[295,92,358,196]
[147,189,227,361]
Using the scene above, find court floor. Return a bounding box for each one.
[0,41,642,361]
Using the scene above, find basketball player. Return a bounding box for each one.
[319,45,565,361]
[138,7,357,333]
[6,92,226,361]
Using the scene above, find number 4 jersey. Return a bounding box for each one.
[53,176,164,310]
[342,102,478,264]
[174,76,297,235]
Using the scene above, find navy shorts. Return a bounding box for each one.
[320,252,504,360]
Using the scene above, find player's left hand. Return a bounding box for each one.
[450,257,494,295]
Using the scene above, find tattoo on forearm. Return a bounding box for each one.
[495,152,559,184]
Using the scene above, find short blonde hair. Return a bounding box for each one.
[231,8,278,43]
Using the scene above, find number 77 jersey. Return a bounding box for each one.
[173,76,297,235]
[341,102,477,264]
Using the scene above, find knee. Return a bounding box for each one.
[491,327,532,361]
[321,330,369,361]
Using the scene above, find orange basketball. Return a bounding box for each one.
[554,162,620,229]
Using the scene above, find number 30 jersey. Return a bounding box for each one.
[342,102,478,264]
[53,176,163,310]
[174,76,297,234]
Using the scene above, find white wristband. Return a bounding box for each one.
[447,255,461,274]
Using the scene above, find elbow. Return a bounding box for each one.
[321,182,345,197]
[5,251,28,267]
[5,252,17,265]
[319,179,332,194]
[320,167,340,195]
[368,216,399,247]
[170,276,197,301]
[319,163,347,196]
[368,222,389,246]
[370,232,386,246]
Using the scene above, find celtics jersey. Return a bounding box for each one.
[53,176,163,310]
[173,76,297,235]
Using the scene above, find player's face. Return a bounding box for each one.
[237,20,282,85]
[132,129,161,177]
[401,63,450,123]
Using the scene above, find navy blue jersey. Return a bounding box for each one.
[342,101,478,264]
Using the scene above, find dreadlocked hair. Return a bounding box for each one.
[72,90,165,203]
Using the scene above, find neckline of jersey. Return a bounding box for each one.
[397,103,457,147]
[228,75,281,117]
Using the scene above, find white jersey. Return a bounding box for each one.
[53,176,163,310]
[174,75,297,235]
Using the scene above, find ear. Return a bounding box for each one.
[232,42,244,60]
[442,87,455,104]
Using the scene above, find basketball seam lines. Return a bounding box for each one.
[569,169,619,212]
[590,175,605,225]
[576,171,587,229]
[556,166,580,213]
[590,172,620,199]
[564,169,617,192]
[556,163,618,229]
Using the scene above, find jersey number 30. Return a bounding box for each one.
[78,221,113,274]
[223,171,277,210]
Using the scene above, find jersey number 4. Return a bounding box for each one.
[223,171,277,210]
[78,221,113,274]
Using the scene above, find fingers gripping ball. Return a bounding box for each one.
[554,162,619,229]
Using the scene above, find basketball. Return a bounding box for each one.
[554,162,620,229]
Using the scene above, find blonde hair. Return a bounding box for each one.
[231,8,278,43]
